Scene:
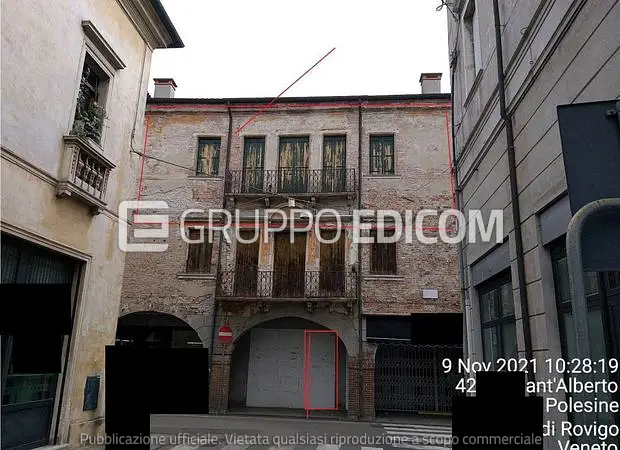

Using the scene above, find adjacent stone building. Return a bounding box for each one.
[120,74,460,419]
[1,0,182,447]
[447,0,619,446]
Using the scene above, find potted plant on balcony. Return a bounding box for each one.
[70,77,107,145]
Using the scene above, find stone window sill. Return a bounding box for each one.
[364,275,405,281]
[364,175,402,180]
[188,175,224,180]
[177,273,215,280]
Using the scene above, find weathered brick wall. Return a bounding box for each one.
[360,109,460,315]
[120,111,229,347]
[120,99,460,418]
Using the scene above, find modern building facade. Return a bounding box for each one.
[0,0,182,447]
[447,0,619,446]
[119,75,461,420]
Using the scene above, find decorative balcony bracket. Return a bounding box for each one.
[56,135,115,215]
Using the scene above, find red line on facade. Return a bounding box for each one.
[136,115,150,213]
[148,101,451,111]
[236,47,337,135]
[303,330,340,414]
[130,221,457,233]
[444,110,456,210]
[335,330,339,411]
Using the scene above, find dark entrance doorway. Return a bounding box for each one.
[367,314,462,416]
[374,343,461,415]
[1,233,77,450]
[115,312,202,348]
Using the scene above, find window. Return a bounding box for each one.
[242,137,265,193]
[478,273,516,368]
[550,239,618,430]
[196,138,221,176]
[71,54,109,144]
[369,135,395,175]
[463,0,481,81]
[370,228,397,275]
[185,229,212,273]
[278,136,309,193]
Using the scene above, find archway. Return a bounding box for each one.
[116,311,202,348]
[228,317,347,412]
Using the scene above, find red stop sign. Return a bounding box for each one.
[218,325,233,344]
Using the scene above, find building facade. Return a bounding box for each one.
[447,0,620,446]
[119,75,461,420]
[0,0,182,448]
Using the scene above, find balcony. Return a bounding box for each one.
[224,168,357,196]
[217,269,358,302]
[55,135,115,214]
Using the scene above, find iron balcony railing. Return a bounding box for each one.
[217,269,357,299]
[224,168,357,195]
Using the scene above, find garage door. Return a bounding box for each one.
[246,329,335,409]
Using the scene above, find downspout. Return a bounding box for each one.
[211,105,233,377]
[356,101,364,419]
[450,65,469,363]
[492,0,534,385]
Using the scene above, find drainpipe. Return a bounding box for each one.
[211,105,233,380]
[450,65,469,363]
[356,101,364,419]
[492,0,534,385]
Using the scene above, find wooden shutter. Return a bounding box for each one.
[370,229,397,274]
[319,230,345,294]
[197,138,221,176]
[273,232,307,297]
[278,137,309,193]
[370,135,394,175]
[186,229,212,273]
[233,230,260,296]
[242,138,265,193]
[322,135,346,192]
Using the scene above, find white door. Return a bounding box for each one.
[308,332,336,409]
[246,328,336,409]
[246,329,303,408]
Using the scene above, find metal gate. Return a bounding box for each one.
[374,343,461,414]
[1,233,77,450]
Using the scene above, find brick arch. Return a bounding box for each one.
[118,302,189,323]
[116,307,205,348]
[220,311,357,357]
[224,314,351,413]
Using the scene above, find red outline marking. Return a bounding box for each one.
[445,110,456,210]
[130,221,457,233]
[303,330,340,415]
[148,101,451,111]
[136,115,150,213]
[236,47,337,135]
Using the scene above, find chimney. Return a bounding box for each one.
[153,78,177,98]
[419,73,442,94]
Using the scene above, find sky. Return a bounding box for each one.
[149,0,451,99]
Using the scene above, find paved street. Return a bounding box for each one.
[146,414,452,450]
